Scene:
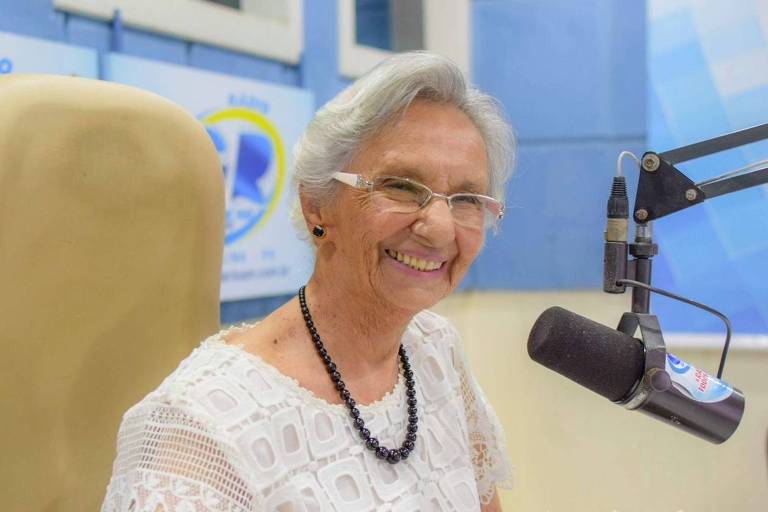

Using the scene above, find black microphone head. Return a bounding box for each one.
[528,306,645,402]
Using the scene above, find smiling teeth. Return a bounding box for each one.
[386,249,442,272]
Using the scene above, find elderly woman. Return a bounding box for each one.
[103,51,514,512]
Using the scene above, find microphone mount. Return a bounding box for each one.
[612,310,744,444]
[604,122,768,380]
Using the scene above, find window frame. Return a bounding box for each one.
[337,0,471,78]
[53,0,303,64]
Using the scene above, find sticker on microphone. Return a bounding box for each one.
[665,354,733,403]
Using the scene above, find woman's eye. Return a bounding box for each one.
[383,180,420,193]
[453,195,483,206]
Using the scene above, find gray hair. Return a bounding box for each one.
[291,51,515,237]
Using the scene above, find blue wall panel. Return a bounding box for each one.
[120,27,187,65]
[65,15,110,52]
[473,0,645,142]
[648,0,768,335]
[300,0,351,107]
[470,0,646,290]
[189,43,299,85]
[0,0,65,41]
[467,138,644,289]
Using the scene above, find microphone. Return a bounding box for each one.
[528,306,745,444]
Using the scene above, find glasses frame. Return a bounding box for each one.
[332,172,504,230]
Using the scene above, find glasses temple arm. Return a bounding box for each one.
[333,172,368,189]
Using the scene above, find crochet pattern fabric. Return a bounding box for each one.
[102,310,512,511]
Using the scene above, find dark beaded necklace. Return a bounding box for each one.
[298,286,418,464]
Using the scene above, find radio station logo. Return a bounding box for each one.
[201,107,286,246]
[0,57,13,74]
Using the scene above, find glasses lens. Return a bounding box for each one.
[371,177,430,212]
[450,195,503,230]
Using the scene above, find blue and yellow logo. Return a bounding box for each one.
[0,57,13,74]
[201,107,286,246]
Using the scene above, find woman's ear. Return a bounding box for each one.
[299,185,326,232]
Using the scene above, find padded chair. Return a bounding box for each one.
[0,74,225,511]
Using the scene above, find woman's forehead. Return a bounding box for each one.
[350,101,490,191]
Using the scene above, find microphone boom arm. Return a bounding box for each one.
[633,122,768,223]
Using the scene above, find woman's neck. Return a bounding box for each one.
[301,272,414,379]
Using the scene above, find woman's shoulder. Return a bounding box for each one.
[406,310,464,373]
[409,309,461,344]
[124,326,273,425]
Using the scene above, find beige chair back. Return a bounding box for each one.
[0,74,225,511]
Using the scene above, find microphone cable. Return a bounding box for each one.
[617,279,733,379]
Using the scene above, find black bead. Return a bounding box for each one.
[298,285,416,466]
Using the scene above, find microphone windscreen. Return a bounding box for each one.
[527,306,645,402]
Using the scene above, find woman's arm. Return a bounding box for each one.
[102,402,256,512]
[481,490,503,512]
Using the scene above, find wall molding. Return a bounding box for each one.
[53,0,303,64]
[665,332,768,351]
[337,0,470,79]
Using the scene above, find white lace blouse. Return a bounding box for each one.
[101,310,512,511]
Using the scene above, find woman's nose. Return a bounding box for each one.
[414,196,456,242]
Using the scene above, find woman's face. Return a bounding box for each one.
[320,99,490,314]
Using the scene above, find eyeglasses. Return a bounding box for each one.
[333,172,504,230]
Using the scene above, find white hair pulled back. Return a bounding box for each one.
[292,51,515,237]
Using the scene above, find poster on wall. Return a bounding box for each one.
[103,53,315,301]
[0,31,97,77]
[648,1,768,346]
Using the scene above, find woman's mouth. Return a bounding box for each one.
[385,249,444,272]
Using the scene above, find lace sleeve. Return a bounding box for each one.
[446,323,514,505]
[101,396,257,512]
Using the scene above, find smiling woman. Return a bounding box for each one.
[102,51,515,512]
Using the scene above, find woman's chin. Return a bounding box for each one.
[380,275,452,312]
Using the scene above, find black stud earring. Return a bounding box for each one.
[312,225,326,238]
